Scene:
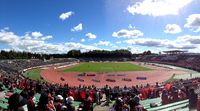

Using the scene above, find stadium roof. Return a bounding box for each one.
[163,50,187,55]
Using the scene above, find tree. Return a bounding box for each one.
[67,50,81,58]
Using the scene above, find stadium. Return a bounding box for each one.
[1,0,200,111]
[1,50,200,111]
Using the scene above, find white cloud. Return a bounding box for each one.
[85,33,96,39]
[164,24,182,34]
[0,29,19,44]
[167,44,196,49]
[125,37,196,50]
[81,39,85,42]
[177,35,200,44]
[41,35,53,40]
[31,32,43,38]
[59,11,74,21]
[128,24,133,29]
[10,32,54,53]
[184,14,200,32]
[71,23,83,32]
[95,41,111,46]
[127,0,193,16]
[116,41,122,44]
[0,28,101,54]
[112,29,143,38]
[64,42,101,52]
[126,38,165,47]
[2,27,200,53]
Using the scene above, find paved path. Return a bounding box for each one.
[93,94,114,111]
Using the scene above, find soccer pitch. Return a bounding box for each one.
[63,62,150,72]
[24,68,44,81]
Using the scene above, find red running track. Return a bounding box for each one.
[41,64,190,88]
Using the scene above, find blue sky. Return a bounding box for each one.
[0,0,200,54]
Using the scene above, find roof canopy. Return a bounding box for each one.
[163,50,187,55]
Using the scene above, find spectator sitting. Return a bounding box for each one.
[170,86,179,102]
[133,94,141,110]
[161,89,169,105]
[27,90,36,111]
[0,83,3,91]
[37,92,49,111]
[104,85,110,105]
[66,96,75,111]
[8,93,28,111]
[47,94,56,111]
[61,105,67,111]
[128,93,139,111]
[55,95,63,111]
[178,87,187,100]
[9,85,14,92]
[94,89,101,105]
[83,93,93,111]
[113,94,123,111]
[189,88,198,110]
[122,104,129,111]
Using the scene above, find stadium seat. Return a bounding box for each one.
[176,107,189,111]
[148,99,188,111]
[74,101,81,107]
[15,88,22,94]
[0,102,8,109]
[73,101,96,108]
[2,86,8,91]
[0,98,8,103]
[164,103,188,111]
[34,93,41,104]
[140,97,161,109]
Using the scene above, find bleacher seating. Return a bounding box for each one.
[148,99,188,111]
[139,97,189,111]
[138,54,200,72]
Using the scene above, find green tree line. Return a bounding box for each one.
[0,49,152,60]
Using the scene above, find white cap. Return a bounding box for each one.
[57,95,63,100]
[66,96,74,104]
[61,105,67,110]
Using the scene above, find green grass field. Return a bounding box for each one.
[23,68,44,81]
[63,62,150,72]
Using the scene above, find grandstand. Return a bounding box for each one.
[0,52,199,111]
[139,50,200,72]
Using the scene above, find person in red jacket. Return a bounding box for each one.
[149,87,155,98]
[73,89,78,100]
[164,83,172,91]
[80,89,86,101]
[88,89,95,102]
[140,88,146,100]
[47,94,56,111]
[144,87,149,99]
[68,89,74,97]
